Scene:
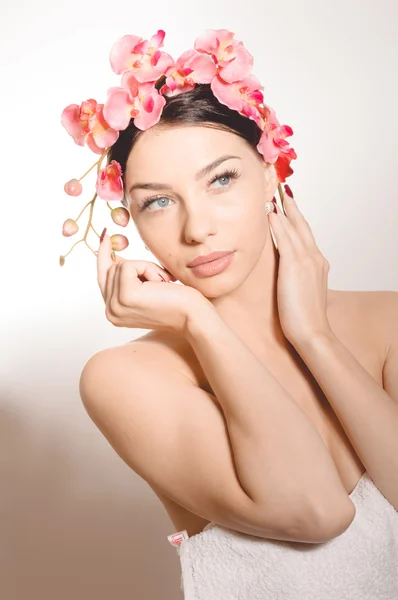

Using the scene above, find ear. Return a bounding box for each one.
[262,162,278,199]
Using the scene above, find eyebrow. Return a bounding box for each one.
[128,154,241,195]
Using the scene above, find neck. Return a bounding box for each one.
[208,229,290,356]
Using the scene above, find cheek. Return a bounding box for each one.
[235,186,267,225]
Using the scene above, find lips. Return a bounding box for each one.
[187,250,234,267]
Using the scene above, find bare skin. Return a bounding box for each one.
[126,288,384,538]
[93,124,388,539]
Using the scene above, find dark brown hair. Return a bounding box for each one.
[107,82,263,204]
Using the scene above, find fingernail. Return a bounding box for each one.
[284,184,294,198]
[99,227,107,243]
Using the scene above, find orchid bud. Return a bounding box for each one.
[62,218,79,237]
[111,206,130,227]
[110,234,129,251]
[59,256,65,266]
[64,179,83,196]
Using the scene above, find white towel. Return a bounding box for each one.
[172,472,398,599]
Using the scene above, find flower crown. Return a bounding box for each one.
[60,28,297,266]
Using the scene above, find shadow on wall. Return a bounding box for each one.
[0,399,183,600]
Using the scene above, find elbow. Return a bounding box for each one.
[314,497,356,542]
[257,495,356,544]
[281,495,356,544]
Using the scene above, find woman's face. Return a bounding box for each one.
[124,124,277,296]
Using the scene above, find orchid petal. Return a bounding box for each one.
[194,29,227,54]
[211,76,242,111]
[257,129,281,164]
[134,90,165,130]
[91,109,120,148]
[109,34,144,74]
[103,88,135,131]
[142,94,154,113]
[61,104,86,146]
[120,72,140,96]
[133,51,174,83]
[274,153,296,183]
[96,161,124,201]
[85,136,105,154]
[176,48,197,66]
[133,39,149,55]
[164,83,196,97]
[186,52,217,83]
[165,75,177,91]
[149,29,166,51]
[218,44,253,83]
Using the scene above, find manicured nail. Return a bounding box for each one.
[284,184,294,198]
[99,227,107,243]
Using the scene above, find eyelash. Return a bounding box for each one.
[138,167,241,212]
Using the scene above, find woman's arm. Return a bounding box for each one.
[184,300,356,528]
[291,291,398,512]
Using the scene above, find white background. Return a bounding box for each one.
[1,0,397,598]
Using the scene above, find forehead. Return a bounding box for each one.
[125,125,250,184]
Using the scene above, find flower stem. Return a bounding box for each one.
[97,147,111,174]
[61,146,116,265]
[90,223,101,237]
[82,193,97,241]
[84,239,98,257]
[75,199,95,223]
[78,162,100,181]
[62,238,84,259]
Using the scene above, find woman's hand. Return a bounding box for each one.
[96,233,207,335]
[267,186,334,348]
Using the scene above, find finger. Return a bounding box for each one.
[269,204,303,254]
[97,232,124,300]
[116,261,166,306]
[282,191,319,249]
[97,231,175,305]
[105,262,118,309]
[151,262,176,282]
[162,269,177,282]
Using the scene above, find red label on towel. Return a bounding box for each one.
[167,530,189,547]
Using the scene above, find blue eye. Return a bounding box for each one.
[210,172,232,187]
[139,166,240,212]
[139,196,171,211]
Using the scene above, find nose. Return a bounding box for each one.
[182,201,216,244]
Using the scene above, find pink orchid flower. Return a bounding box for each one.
[95,160,124,201]
[61,99,119,154]
[257,105,297,182]
[160,49,218,96]
[109,30,175,83]
[103,75,166,131]
[194,29,253,83]
[211,74,264,126]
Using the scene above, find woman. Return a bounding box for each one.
[73,30,398,599]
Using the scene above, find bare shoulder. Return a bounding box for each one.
[84,288,393,382]
[123,328,203,387]
[327,288,393,369]
[90,288,393,384]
